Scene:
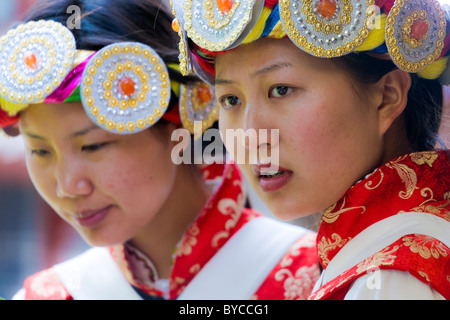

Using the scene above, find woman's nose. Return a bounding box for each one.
[224,104,277,166]
[55,161,93,198]
[242,105,279,149]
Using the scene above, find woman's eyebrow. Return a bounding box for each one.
[24,132,48,141]
[69,124,102,139]
[214,78,234,86]
[251,62,293,77]
[24,124,102,141]
[214,62,293,86]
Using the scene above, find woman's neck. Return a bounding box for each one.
[129,163,211,279]
[380,116,413,166]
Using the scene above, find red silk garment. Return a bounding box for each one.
[22,162,320,300]
[309,151,450,300]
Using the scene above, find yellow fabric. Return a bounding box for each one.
[267,20,287,39]
[0,96,28,116]
[417,56,449,80]
[355,14,386,52]
[72,50,95,70]
[242,6,273,44]
[167,63,181,97]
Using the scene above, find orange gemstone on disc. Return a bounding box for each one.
[196,84,212,103]
[410,20,428,40]
[216,0,234,13]
[119,76,136,97]
[315,0,337,19]
[172,18,180,33]
[24,52,38,70]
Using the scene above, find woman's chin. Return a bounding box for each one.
[264,203,308,221]
[78,231,123,248]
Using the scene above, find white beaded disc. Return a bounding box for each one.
[279,0,376,58]
[182,0,264,52]
[0,20,76,104]
[80,42,171,134]
[385,0,446,73]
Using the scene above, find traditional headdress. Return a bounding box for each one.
[0,20,219,137]
[170,0,450,85]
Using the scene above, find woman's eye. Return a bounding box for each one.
[220,95,241,109]
[269,86,293,98]
[81,142,109,153]
[31,149,50,157]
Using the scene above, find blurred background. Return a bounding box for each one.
[0,0,450,300]
[0,0,89,299]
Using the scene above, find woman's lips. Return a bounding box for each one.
[253,165,293,193]
[75,205,112,228]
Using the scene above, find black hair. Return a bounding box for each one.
[24,0,177,59]
[335,53,444,152]
[23,0,198,115]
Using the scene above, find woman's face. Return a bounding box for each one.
[19,102,177,246]
[215,38,384,220]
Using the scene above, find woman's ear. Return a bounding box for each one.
[377,69,411,135]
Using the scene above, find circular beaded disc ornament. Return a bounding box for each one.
[385,0,446,73]
[80,42,171,134]
[182,0,265,51]
[0,20,76,104]
[279,0,377,58]
[179,82,219,137]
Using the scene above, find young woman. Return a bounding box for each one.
[0,0,319,300]
[172,0,450,299]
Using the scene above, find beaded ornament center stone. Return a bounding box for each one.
[216,0,234,13]
[23,51,38,70]
[315,0,337,19]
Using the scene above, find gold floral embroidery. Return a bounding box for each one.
[309,285,326,300]
[399,188,450,221]
[172,276,187,293]
[177,222,200,256]
[385,162,418,199]
[410,152,439,167]
[188,263,200,274]
[356,246,400,273]
[275,265,321,300]
[364,170,384,190]
[409,203,450,220]
[322,197,366,224]
[402,234,448,259]
[212,191,245,247]
[418,271,430,282]
[317,233,351,267]
[279,233,316,268]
